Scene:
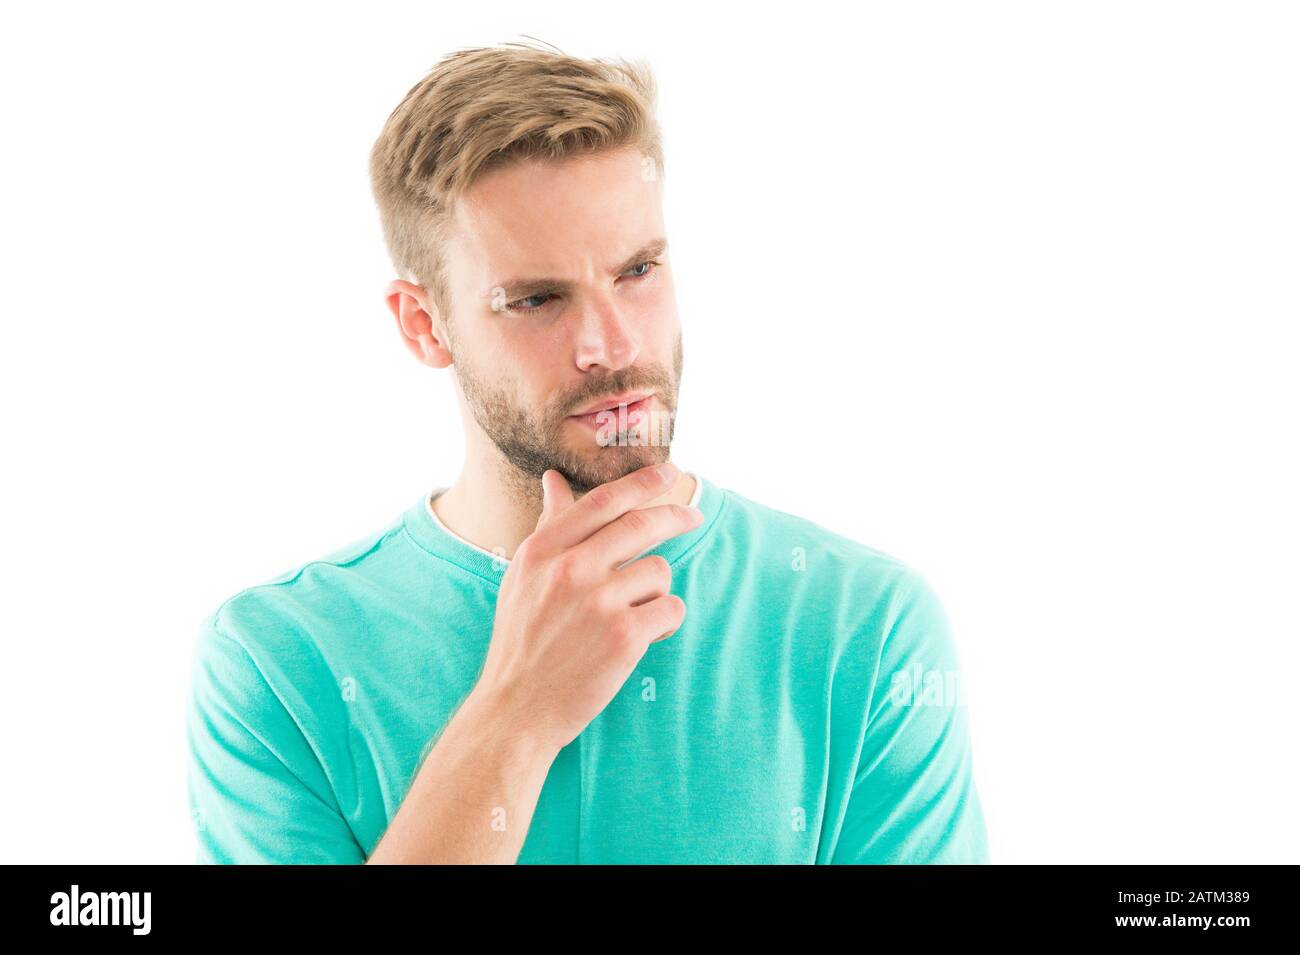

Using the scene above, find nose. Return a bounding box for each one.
[573,290,641,373]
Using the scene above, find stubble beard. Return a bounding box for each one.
[452,333,683,505]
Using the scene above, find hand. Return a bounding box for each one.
[472,462,702,752]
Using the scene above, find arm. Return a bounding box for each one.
[190,464,697,865]
[370,463,699,863]
[188,609,557,865]
[830,570,991,864]
[364,686,559,864]
[186,615,366,864]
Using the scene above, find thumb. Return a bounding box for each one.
[538,469,574,528]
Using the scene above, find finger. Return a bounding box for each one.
[630,593,686,645]
[603,554,672,608]
[536,469,575,530]
[579,501,703,571]
[534,461,681,551]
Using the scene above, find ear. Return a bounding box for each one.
[386,279,453,369]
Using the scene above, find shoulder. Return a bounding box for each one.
[199,512,411,662]
[708,482,955,661]
[714,482,924,591]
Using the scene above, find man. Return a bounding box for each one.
[186,42,990,864]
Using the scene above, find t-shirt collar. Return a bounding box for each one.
[402,471,721,586]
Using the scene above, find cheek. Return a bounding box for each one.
[495,333,569,402]
[619,266,672,319]
[639,277,678,342]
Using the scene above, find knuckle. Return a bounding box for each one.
[607,615,633,644]
[590,585,621,618]
[588,486,614,510]
[513,536,538,564]
[620,508,647,532]
[549,553,580,587]
[645,555,671,585]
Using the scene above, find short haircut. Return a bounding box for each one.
[368,40,663,320]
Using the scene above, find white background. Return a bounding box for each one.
[2,1,1296,863]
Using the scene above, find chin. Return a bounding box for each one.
[562,442,671,491]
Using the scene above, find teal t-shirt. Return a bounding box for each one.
[186,474,990,864]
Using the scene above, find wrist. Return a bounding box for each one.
[461,681,563,764]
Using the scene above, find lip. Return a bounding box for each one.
[567,392,656,430]
[568,390,654,418]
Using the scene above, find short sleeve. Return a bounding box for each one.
[186,612,365,864]
[831,571,990,864]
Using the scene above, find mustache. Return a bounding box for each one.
[556,368,676,418]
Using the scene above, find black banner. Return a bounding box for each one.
[7,864,1289,940]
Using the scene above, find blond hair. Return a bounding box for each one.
[369,40,663,319]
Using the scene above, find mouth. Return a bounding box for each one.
[567,391,655,429]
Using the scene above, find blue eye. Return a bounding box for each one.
[508,293,553,312]
[504,261,658,315]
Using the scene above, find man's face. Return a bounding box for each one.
[440,145,682,495]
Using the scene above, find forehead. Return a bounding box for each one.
[446,146,664,283]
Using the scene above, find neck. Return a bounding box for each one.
[431,453,697,560]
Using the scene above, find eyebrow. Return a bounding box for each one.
[486,238,668,303]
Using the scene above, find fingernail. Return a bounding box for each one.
[656,462,678,483]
